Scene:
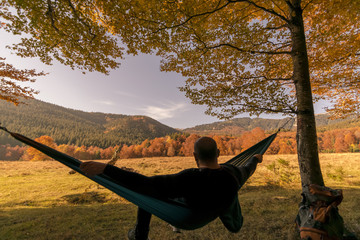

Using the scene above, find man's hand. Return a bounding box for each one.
[80,161,107,177]
[253,154,263,163]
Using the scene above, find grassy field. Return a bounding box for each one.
[0,153,359,239]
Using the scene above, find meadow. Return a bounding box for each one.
[1,153,359,239]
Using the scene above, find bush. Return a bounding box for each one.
[265,158,297,186]
[326,165,344,181]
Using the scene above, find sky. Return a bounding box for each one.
[1,30,329,129]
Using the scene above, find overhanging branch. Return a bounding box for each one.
[46,0,62,35]
[241,0,290,23]
[265,24,289,30]
[153,0,233,33]
[218,101,297,114]
[302,0,316,11]
[203,43,292,55]
[66,0,97,41]
[232,75,293,82]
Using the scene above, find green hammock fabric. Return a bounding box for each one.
[0,127,277,230]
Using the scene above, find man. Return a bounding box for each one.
[80,137,262,240]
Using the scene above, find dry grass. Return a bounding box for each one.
[0,153,359,239]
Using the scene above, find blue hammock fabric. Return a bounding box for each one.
[0,127,277,230]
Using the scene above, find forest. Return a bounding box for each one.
[0,99,178,147]
[2,126,360,161]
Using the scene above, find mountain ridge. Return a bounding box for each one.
[1,99,359,147]
[0,99,179,147]
[183,114,360,136]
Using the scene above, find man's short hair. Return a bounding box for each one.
[194,137,218,162]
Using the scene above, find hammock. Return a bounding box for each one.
[0,126,277,230]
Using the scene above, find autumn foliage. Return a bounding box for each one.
[21,136,57,161]
[0,57,45,105]
[1,127,360,161]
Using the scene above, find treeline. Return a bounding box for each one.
[184,114,360,136]
[184,117,295,136]
[1,127,360,161]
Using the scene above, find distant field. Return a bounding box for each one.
[1,153,359,239]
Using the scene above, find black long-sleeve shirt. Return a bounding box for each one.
[103,157,258,212]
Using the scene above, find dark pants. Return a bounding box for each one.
[133,195,243,238]
[133,208,152,240]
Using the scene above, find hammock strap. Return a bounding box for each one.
[225,132,277,167]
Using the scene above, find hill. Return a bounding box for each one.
[315,113,360,131]
[183,117,295,136]
[184,114,360,136]
[0,99,179,147]
[1,99,359,148]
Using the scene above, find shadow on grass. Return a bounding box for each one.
[0,186,359,240]
[0,203,137,240]
[61,191,108,204]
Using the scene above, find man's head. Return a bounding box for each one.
[193,137,220,167]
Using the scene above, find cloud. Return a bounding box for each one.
[94,100,115,106]
[114,90,138,98]
[142,102,187,120]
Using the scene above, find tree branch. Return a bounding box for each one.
[66,0,97,41]
[241,0,290,23]
[265,24,289,30]
[153,0,232,33]
[203,43,292,55]
[285,1,294,10]
[302,0,316,11]
[270,0,288,17]
[253,40,291,49]
[230,102,297,114]
[232,75,293,82]
[46,0,62,35]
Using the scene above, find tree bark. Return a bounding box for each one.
[289,0,324,189]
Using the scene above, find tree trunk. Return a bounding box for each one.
[289,1,324,189]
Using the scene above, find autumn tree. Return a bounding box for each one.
[0,1,122,74]
[319,132,334,153]
[226,137,242,155]
[165,137,180,157]
[344,132,356,147]
[0,145,6,160]
[213,135,227,155]
[0,144,24,160]
[1,17,45,104]
[240,127,266,150]
[354,128,360,141]
[180,134,200,156]
[119,0,357,188]
[23,135,57,161]
[147,138,166,157]
[333,132,347,153]
[0,57,45,105]
[57,144,76,157]
[120,145,137,159]
[2,0,359,194]
[278,138,296,154]
[100,146,116,159]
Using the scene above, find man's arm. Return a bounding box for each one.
[239,154,262,184]
[223,154,262,188]
[80,161,185,199]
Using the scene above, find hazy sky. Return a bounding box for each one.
[1,30,328,129]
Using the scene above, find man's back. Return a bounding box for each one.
[104,164,239,212]
[148,166,239,210]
